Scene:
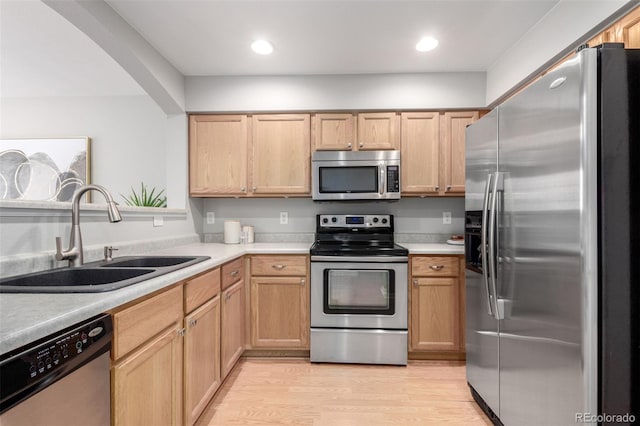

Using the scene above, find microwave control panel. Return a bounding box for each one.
[386,166,400,192]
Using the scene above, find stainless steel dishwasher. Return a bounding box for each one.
[0,313,112,426]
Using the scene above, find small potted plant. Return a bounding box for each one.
[121,182,167,207]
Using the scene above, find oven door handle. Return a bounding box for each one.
[311,255,408,263]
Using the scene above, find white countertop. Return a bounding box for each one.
[0,242,462,355]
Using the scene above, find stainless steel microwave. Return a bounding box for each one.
[312,150,401,201]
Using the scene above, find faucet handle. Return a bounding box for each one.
[55,237,64,261]
[104,246,118,261]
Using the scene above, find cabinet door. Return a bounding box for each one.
[612,6,640,48]
[400,112,440,195]
[251,114,310,195]
[357,112,399,150]
[410,277,460,352]
[221,280,244,378]
[189,115,248,196]
[312,113,356,151]
[184,296,221,426]
[113,324,183,426]
[441,111,478,195]
[250,276,309,348]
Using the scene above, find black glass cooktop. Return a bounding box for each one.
[310,241,408,257]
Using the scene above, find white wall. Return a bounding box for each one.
[186,73,486,112]
[1,95,167,202]
[201,197,465,238]
[486,0,632,105]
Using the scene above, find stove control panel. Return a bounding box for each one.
[318,214,392,228]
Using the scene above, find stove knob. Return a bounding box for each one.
[322,218,328,224]
[373,217,379,223]
[382,218,388,224]
[331,217,337,223]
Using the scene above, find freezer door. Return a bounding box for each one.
[465,109,500,415]
[497,50,597,425]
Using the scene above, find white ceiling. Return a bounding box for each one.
[106,0,559,76]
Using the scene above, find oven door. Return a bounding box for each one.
[310,258,407,329]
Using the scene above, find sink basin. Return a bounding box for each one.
[0,268,155,293]
[101,256,200,268]
[0,255,210,293]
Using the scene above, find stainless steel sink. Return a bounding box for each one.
[0,255,210,293]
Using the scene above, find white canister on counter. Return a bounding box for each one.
[224,220,241,244]
[242,225,254,243]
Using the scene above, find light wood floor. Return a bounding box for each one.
[195,358,492,426]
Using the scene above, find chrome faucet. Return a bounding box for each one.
[55,184,122,267]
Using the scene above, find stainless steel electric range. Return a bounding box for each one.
[309,214,408,365]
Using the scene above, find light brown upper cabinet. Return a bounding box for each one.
[251,114,311,195]
[611,6,640,48]
[189,115,248,196]
[189,114,311,197]
[440,111,479,195]
[401,112,440,195]
[357,112,400,150]
[312,113,356,151]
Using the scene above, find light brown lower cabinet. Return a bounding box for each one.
[221,279,245,378]
[184,295,221,426]
[409,255,465,358]
[111,286,184,426]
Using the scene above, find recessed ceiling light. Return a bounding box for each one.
[416,36,439,52]
[251,39,274,55]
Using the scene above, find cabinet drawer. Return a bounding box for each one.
[251,255,307,276]
[185,268,221,313]
[412,256,459,277]
[113,285,183,360]
[222,257,244,290]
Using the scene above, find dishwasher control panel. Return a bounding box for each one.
[0,313,113,413]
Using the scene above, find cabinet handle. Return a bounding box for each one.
[446,185,452,191]
[178,328,186,337]
[300,278,305,286]
[430,265,445,271]
[189,319,198,327]
[413,279,418,287]
[435,186,440,191]
[252,186,257,192]
[272,264,286,270]
[230,270,239,277]
[359,143,364,148]
[347,143,352,148]
[241,187,246,192]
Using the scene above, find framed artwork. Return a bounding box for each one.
[0,137,91,202]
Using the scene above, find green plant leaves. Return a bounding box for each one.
[121,182,167,207]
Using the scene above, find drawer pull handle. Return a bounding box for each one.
[272,264,286,270]
[178,328,186,337]
[347,143,352,148]
[230,270,239,277]
[412,279,418,287]
[189,319,198,327]
[300,278,305,286]
[430,265,445,271]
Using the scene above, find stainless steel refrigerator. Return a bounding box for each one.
[465,44,639,426]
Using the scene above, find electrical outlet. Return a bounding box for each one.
[206,211,215,224]
[279,211,289,225]
[443,211,452,225]
[153,216,164,227]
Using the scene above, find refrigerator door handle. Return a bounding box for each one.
[481,173,494,317]
[488,171,502,320]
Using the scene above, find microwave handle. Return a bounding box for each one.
[379,165,385,195]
